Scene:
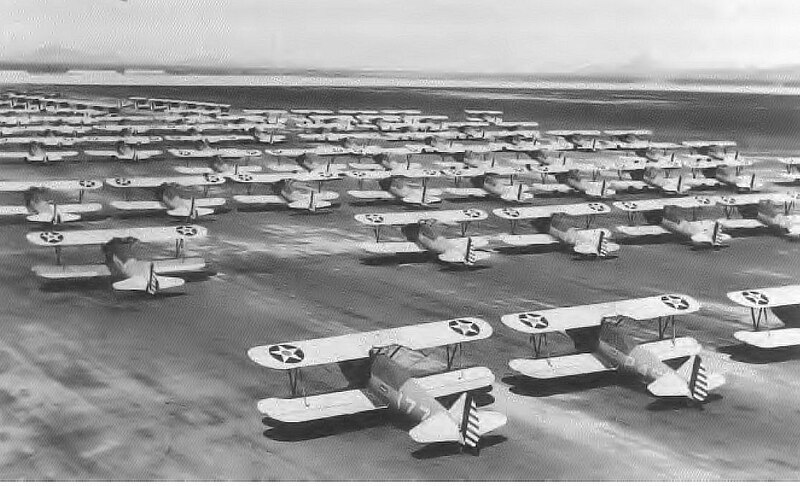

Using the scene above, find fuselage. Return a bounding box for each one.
[366,347,447,423]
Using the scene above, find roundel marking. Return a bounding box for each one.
[79,179,98,188]
[114,177,132,186]
[619,201,638,210]
[588,202,606,212]
[268,344,305,364]
[741,290,770,306]
[517,313,549,329]
[660,294,690,310]
[237,174,254,182]
[500,208,520,218]
[39,231,64,244]
[364,214,384,224]
[720,196,737,205]
[448,319,481,337]
[462,208,483,219]
[694,196,712,206]
[203,173,222,183]
[175,225,199,237]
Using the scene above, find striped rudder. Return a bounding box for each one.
[460,393,481,450]
[145,262,160,295]
[689,356,709,402]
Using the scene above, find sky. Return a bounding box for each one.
[1,0,799,74]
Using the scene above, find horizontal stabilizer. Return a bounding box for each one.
[647,372,690,398]
[509,353,616,379]
[734,329,800,348]
[718,219,765,230]
[287,199,332,210]
[438,250,491,264]
[112,275,184,292]
[412,367,496,398]
[257,389,387,423]
[409,412,461,444]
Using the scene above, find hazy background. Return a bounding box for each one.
[1,0,799,77]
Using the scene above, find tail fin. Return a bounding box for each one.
[712,221,724,247]
[51,203,60,225]
[464,237,477,266]
[447,393,481,452]
[145,262,159,295]
[188,197,198,222]
[688,355,709,403]
[597,231,609,257]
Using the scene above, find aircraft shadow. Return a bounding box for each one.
[262,410,390,442]
[493,244,560,255]
[360,253,432,266]
[645,393,723,412]
[411,435,507,460]
[502,372,638,398]
[717,343,800,364]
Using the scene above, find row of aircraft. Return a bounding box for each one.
[247,281,800,453]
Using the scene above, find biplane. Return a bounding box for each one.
[727,285,800,348]
[502,294,724,403]
[247,318,506,453]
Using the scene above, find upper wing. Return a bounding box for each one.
[111,200,169,211]
[613,196,717,213]
[727,285,800,308]
[247,318,493,370]
[354,209,488,226]
[105,175,226,188]
[502,294,700,334]
[26,224,208,246]
[0,179,103,192]
[493,202,610,220]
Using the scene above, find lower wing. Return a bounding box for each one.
[32,264,111,280]
[257,389,387,423]
[361,241,425,254]
[509,353,616,379]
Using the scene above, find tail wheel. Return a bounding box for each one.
[268,344,305,364]
[448,319,481,337]
[517,312,549,329]
[741,290,770,306]
[660,294,690,310]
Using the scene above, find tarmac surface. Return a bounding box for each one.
[1,86,800,480]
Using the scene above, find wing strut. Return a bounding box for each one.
[530,334,548,358]
[750,307,768,331]
[657,315,677,341]
[445,343,463,371]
